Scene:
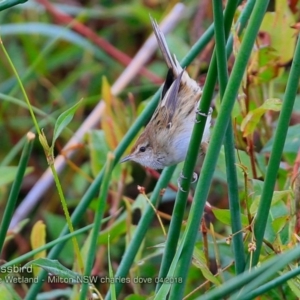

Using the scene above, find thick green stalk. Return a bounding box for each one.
[242,267,300,300]
[0,133,34,254]
[49,163,84,274]
[213,0,245,273]
[169,1,269,298]
[80,153,115,299]
[0,0,27,11]
[197,245,300,300]
[105,165,176,300]
[252,33,300,266]
[25,172,105,299]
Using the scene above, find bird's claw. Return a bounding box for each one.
[177,172,198,192]
[191,172,198,183]
[177,172,187,192]
[194,107,213,123]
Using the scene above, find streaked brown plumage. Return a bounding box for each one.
[121,18,212,169]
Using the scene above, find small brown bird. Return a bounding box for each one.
[121,18,212,169]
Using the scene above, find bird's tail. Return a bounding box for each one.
[150,17,183,77]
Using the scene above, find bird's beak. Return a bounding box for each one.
[120,155,132,163]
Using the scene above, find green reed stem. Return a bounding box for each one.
[105,165,176,300]
[0,133,34,255]
[169,1,269,298]
[49,163,84,273]
[197,245,300,300]
[80,153,115,300]
[0,0,27,11]
[251,33,300,266]
[242,267,300,300]
[213,0,245,274]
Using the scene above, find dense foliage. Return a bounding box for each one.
[1,0,300,299]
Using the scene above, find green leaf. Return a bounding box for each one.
[272,215,288,234]
[252,47,282,84]
[269,201,290,245]
[23,258,81,283]
[285,274,300,298]
[260,0,296,64]
[241,98,282,137]
[51,99,83,148]
[250,190,291,215]
[193,247,221,286]
[87,129,123,180]
[98,214,126,245]
[212,208,249,227]
[124,295,148,300]
[249,179,264,197]
[0,283,22,300]
[260,98,283,111]
[43,212,83,265]
[33,289,72,299]
[215,147,262,183]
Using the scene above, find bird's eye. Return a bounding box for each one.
[139,146,146,152]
